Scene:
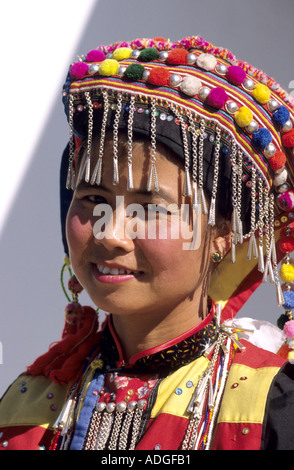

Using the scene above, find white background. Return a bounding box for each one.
[1,0,294,395]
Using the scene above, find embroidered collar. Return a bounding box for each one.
[99,302,217,373]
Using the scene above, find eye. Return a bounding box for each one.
[85,194,106,204]
[147,204,174,216]
[74,189,107,205]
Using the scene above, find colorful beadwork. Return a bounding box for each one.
[62,34,294,342]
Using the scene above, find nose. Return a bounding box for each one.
[92,199,136,252]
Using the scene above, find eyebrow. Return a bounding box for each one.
[76,181,177,204]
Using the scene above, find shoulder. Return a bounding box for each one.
[219,340,286,420]
[0,374,70,450]
[212,340,287,450]
[233,339,286,368]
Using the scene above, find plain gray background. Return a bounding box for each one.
[1,0,293,396]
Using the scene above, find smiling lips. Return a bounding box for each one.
[93,263,142,283]
[97,263,140,275]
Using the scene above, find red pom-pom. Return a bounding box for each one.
[279,236,294,253]
[70,61,89,79]
[86,49,106,62]
[269,150,287,171]
[206,87,228,109]
[226,65,246,86]
[148,66,170,86]
[167,48,189,65]
[282,128,294,147]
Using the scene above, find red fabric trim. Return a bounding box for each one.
[232,339,286,369]
[135,414,188,450]
[212,422,263,450]
[108,303,215,366]
[0,425,54,450]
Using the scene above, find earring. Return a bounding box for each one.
[61,256,84,333]
[211,251,223,263]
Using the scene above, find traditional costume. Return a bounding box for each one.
[1,35,294,450]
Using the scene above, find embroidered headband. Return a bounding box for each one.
[61,35,294,353]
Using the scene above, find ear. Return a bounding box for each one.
[210,220,232,260]
[211,232,232,258]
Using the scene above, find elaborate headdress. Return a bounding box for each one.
[60,36,294,355]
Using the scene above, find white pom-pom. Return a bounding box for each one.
[196,53,217,71]
[179,76,202,97]
[274,168,288,186]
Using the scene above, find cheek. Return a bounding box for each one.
[138,236,197,277]
[66,206,93,255]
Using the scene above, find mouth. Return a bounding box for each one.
[96,263,141,276]
[92,262,144,284]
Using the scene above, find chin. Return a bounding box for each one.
[88,292,138,316]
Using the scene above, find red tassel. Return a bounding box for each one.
[26,306,102,384]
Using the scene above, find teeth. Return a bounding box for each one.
[97,264,138,275]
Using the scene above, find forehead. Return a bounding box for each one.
[91,131,185,165]
[79,131,184,179]
[76,131,186,201]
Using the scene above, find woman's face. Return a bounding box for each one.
[66,134,213,323]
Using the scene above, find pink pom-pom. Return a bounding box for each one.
[284,320,294,339]
[86,49,106,62]
[206,87,228,109]
[227,65,246,86]
[277,190,294,211]
[70,61,89,79]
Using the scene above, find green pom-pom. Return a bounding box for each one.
[138,47,159,62]
[277,313,289,330]
[124,63,145,81]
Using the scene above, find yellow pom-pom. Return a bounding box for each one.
[112,47,133,61]
[234,106,253,128]
[98,59,120,76]
[252,83,271,104]
[280,263,294,283]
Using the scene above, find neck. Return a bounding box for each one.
[111,294,208,361]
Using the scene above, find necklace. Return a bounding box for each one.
[50,304,249,450]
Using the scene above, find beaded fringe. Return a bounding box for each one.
[83,399,146,450]
[66,90,283,307]
[180,304,248,450]
[50,304,254,451]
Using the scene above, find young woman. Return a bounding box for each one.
[1,35,294,450]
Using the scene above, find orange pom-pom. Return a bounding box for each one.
[148,66,170,86]
[269,150,287,171]
[282,128,294,147]
[167,48,189,65]
[279,236,294,253]
[153,36,167,42]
